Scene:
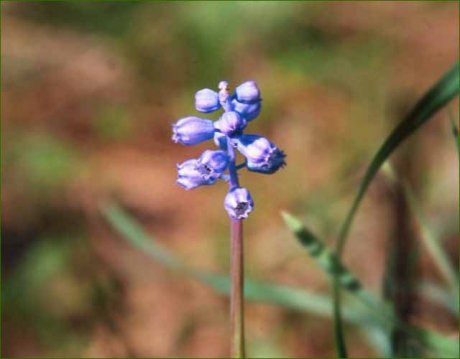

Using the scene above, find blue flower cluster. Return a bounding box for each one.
[172,80,286,220]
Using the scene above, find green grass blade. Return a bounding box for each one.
[404,184,459,294]
[379,164,422,357]
[331,63,459,357]
[383,163,458,296]
[282,212,375,307]
[195,270,365,322]
[337,62,459,256]
[359,325,392,358]
[333,279,348,357]
[282,211,375,357]
[102,202,365,323]
[402,324,459,358]
[449,109,460,156]
[417,281,459,315]
[284,211,459,357]
[104,203,184,270]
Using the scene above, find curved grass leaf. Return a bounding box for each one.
[102,203,365,323]
[283,211,459,357]
[332,63,459,357]
[336,63,459,255]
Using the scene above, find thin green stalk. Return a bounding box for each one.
[448,108,459,156]
[405,184,459,294]
[385,175,420,357]
[333,278,347,358]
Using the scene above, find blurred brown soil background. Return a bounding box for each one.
[1,2,459,357]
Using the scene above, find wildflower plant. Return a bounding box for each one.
[172,80,285,357]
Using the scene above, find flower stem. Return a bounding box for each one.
[230,218,245,358]
[226,139,245,358]
[220,83,246,358]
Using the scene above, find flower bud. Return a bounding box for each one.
[236,134,286,174]
[232,99,261,121]
[199,149,229,173]
[218,81,229,90]
[172,117,214,145]
[235,80,261,104]
[176,159,206,190]
[195,89,220,113]
[224,187,254,219]
[214,111,247,136]
[176,150,229,190]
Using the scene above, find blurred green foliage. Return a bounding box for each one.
[13,2,142,36]
[12,133,81,190]
[2,1,458,357]
[3,235,90,352]
[3,233,123,355]
[93,105,133,141]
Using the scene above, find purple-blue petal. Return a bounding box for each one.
[224,187,254,219]
[232,99,261,121]
[235,80,261,104]
[176,150,229,190]
[236,134,286,174]
[214,111,247,136]
[195,89,221,113]
[172,116,215,145]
